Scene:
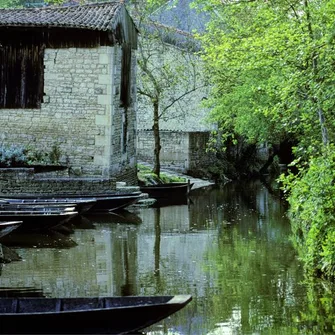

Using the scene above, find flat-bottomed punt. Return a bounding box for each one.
[0,295,192,334]
[0,210,78,232]
[0,198,96,215]
[0,192,143,213]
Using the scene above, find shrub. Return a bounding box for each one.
[0,145,27,167]
[281,145,335,279]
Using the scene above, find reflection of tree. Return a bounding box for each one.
[154,208,161,276]
[112,227,138,296]
[204,226,305,333]
[195,180,308,334]
[299,279,335,334]
[153,208,163,292]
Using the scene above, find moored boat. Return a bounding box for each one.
[0,192,143,213]
[0,210,78,232]
[0,294,192,334]
[0,198,96,215]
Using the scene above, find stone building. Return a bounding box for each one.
[135,0,215,174]
[0,2,138,192]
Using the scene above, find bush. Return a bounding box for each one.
[281,145,335,279]
[0,145,27,167]
[0,144,63,167]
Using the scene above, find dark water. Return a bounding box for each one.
[0,180,332,334]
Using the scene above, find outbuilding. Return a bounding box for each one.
[0,2,138,192]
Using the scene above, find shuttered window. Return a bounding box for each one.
[0,43,44,109]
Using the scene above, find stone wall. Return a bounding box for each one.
[0,46,138,185]
[0,168,116,195]
[137,130,211,173]
[188,132,211,172]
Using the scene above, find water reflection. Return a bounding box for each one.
[0,180,331,334]
[0,230,77,248]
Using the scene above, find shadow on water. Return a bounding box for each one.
[84,210,143,225]
[0,230,77,248]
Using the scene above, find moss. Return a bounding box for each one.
[137,164,186,185]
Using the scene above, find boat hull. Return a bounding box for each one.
[0,192,143,213]
[0,295,192,334]
[0,211,78,232]
[0,198,96,215]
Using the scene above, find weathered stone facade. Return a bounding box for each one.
[0,3,139,191]
[137,130,212,173]
[1,46,137,182]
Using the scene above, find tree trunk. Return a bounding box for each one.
[152,100,161,177]
[304,0,329,146]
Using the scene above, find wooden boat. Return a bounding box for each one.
[0,294,192,334]
[0,198,96,215]
[140,182,194,199]
[0,203,77,212]
[0,210,78,232]
[0,192,143,213]
[0,221,22,239]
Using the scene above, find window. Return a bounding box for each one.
[0,42,44,109]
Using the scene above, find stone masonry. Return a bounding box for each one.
[0,46,138,188]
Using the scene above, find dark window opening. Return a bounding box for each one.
[0,43,44,109]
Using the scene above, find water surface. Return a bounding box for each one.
[0,180,329,334]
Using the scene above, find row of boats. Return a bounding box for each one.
[0,191,144,236]
[0,183,194,334]
[0,181,194,237]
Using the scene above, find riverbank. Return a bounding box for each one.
[138,162,215,190]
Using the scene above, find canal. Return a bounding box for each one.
[0,180,333,334]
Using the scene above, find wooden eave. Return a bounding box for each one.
[0,2,138,49]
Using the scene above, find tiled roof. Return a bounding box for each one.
[0,2,125,32]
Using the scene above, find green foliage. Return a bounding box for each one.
[0,0,25,8]
[49,144,61,164]
[193,0,335,279]
[280,145,335,279]
[195,0,335,154]
[0,145,27,167]
[137,164,186,185]
[207,133,263,180]
[0,144,62,167]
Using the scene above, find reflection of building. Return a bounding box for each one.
[0,223,140,298]
[137,206,217,297]
[95,224,139,296]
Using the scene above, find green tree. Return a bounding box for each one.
[193,0,335,278]
[132,0,208,177]
[194,0,335,156]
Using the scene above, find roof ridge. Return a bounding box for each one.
[0,1,122,11]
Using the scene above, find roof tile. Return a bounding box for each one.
[0,2,122,31]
